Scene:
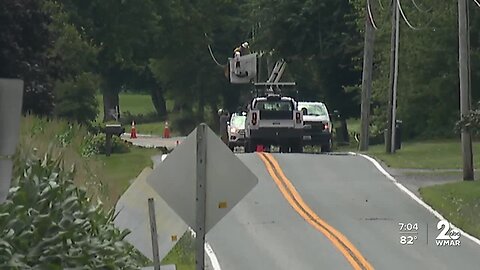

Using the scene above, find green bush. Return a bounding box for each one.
[0,151,148,269]
[54,72,99,124]
[89,134,131,155]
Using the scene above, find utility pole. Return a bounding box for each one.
[386,0,398,153]
[359,1,375,151]
[390,0,400,153]
[458,0,474,180]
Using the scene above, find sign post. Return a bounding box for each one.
[195,124,207,270]
[148,198,161,270]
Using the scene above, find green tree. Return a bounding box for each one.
[44,0,100,124]
[54,72,100,124]
[60,0,160,121]
[148,0,250,127]
[246,0,363,117]
[350,0,480,138]
[0,0,56,115]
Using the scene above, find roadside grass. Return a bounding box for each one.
[162,233,194,270]
[366,140,480,169]
[18,114,162,209]
[95,146,161,209]
[420,181,480,239]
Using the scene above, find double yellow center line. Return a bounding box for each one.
[257,152,374,270]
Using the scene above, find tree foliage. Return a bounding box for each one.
[4,0,478,137]
[351,0,480,138]
[53,72,100,124]
[246,0,362,117]
[0,0,55,115]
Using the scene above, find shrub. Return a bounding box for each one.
[89,134,131,154]
[0,151,148,269]
[54,72,99,124]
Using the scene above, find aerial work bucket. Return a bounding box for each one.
[229,53,258,84]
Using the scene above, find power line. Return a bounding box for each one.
[207,44,225,67]
[474,0,480,8]
[378,0,385,10]
[367,0,379,30]
[397,0,420,30]
[204,33,227,67]
[411,0,432,13]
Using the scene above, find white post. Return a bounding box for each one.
[0,79,24,203]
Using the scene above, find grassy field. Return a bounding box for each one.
[136,122,166,135]
[96,93,174,136]
[366,140,480,169]
[96,93,156,121]
[162,233,194,270]
[96,147,161,209]
[420,181,480,239]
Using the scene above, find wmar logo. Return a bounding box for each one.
[436,220,461,247]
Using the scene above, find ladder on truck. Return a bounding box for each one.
[228,53,296,95]
[254,59,295,96]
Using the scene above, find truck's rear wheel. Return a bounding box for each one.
[321,139,332,153]
[279,145,289,153]
[291,141,303,153]
[246,140,259,153]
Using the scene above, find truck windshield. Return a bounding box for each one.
[299,103,327,116]
[255,101,293,111]
[231,115,246,128]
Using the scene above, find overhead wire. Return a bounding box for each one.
[411,0,432,13]
[367,0,379,30]
[378,0,385,10]
[397,0,420,30]
[474,0,480,8]
[204,32,227,67]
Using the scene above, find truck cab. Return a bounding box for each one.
[244,94,304,153]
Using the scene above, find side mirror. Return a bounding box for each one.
[302,108,308,115]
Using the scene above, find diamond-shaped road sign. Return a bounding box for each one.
[146,124,258,233]
[114,167,188,261]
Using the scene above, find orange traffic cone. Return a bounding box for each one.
[163,121,171,138]
[130,121,137,139]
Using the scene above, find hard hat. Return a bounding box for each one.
[218,109,223,115]
[242,42,249,48]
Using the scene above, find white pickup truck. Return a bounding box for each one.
[298,101,332,152]
[244,94,305,153]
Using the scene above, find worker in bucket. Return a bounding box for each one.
[233,42,250,76]
[234,41,250,57]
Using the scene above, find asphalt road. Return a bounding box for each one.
[206,153,480,270]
